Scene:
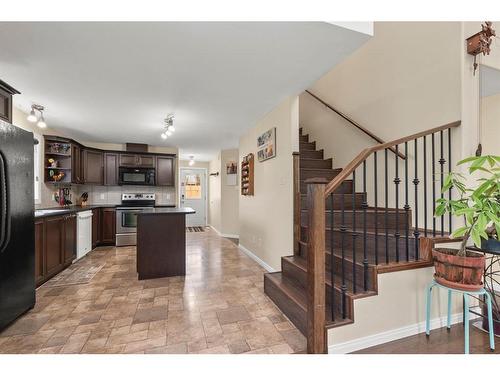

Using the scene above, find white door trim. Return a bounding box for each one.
[179,167,208,227]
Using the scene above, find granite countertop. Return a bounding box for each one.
[138,207,196,215]
[35,204,177,218]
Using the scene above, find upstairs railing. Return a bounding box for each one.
[304,120,461,353]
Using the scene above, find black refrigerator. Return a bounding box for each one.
[0,119,35,331]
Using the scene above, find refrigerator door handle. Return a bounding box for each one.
[0,151,11,253]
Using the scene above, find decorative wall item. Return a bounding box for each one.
[257,127,276,162]
[226,161,238,186]
[241,153,254,196]
[467,21,496,74]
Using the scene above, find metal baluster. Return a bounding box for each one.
[352,171,357,294]
[394,144,400,262]
[448,129,452,234]
[340,183,347,319]
[330,193,335,322]
[413,139,420,260]
[374,152,379,265]
[439,130,445,236]
[404,142,410,261]
[432,133,436,236]
[362,160,368,291]
[423,136,428,237]
[384,149,389,264]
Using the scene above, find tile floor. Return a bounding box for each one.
[0,228,305,354]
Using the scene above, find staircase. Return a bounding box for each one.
[264,122,460,352]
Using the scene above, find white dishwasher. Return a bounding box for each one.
[76,210,93,261]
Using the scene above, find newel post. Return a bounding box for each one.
[293,152,301,256]
[306,177,327,354]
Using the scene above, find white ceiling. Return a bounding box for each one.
[0,22,370,161]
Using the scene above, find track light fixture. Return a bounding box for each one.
[160,113,175,140]
[26,104,48,128]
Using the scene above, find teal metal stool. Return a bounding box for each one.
[425,279,495,354]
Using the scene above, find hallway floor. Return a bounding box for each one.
[354,322,500,354]
[0,229,305,354]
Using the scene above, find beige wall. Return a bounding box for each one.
[300,22,463,232]
[220,149,239,236]
[481,93,500,156]
[208,154,222,232]
[239,96,299,270]
[328,266,464,352]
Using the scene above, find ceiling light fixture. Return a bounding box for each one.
[26,104,48,128]
[188,156,195,166]
[161,113,175,140]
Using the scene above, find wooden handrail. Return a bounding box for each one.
[305,90,406,160]
[323,120,461,197]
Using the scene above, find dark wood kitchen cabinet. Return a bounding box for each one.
[34,220,45,286]
[44,215,64,278]
[92,208,101,248]
[119,154,155,168]
[35,213,77,287]
[83,149,104,184]
[104,153,119,186]
[71,143,83,184]
[63,214,77,266]
[101,208,116,245]
[0,79,20,124]
[156,156,175,186]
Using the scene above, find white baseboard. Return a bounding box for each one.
[208,225,239,239]
[238,244,276,273]
[328,306,481,354]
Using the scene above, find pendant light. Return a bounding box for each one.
[160,113,175,140]
[26,104,48,128]
[188,156,195,166]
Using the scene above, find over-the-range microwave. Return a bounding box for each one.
[118,167,155,186]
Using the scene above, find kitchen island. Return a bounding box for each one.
[136,207,195,280]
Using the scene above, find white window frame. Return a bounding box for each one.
[33,132,42,205]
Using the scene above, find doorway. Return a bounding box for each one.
[179,167,207,227]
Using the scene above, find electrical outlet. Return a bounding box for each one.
[100,193,105,200]
[166,193,171,200]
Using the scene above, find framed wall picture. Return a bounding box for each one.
[226,161,237,186]
[257,127,276,162]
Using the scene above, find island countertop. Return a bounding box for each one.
[138,207,195,215]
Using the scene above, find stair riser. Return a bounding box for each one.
[280,260,351,318]
[300,159,332,169]
[300,180,353,194]
[300,228,418,262]
[299,142,316,151]
[299,134,309,143]
[300,168,342,180]
[264,275,307,335]
[300,150,324,159]
[300,210,412,231]
[285,253,376,293]
[301,193,366,210]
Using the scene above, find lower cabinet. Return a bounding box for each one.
[35,208,117,287]
[101,208,116,245]
[35,213,77,287]
[92,208,101,248]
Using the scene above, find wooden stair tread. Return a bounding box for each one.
[283,255,377,298]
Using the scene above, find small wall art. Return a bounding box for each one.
[257,127,276,162]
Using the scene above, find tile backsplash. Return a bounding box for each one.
[37,184,176,208]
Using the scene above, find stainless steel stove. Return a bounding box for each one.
[116,193,156,247]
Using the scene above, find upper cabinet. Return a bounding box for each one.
[42,135,175,187]
[119,154,155,168]
[156,156,175,186]
[83,149,104,184]
[104,153,119,186]
[0,79,20,124]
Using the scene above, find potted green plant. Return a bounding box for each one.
[434,155,500,291]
